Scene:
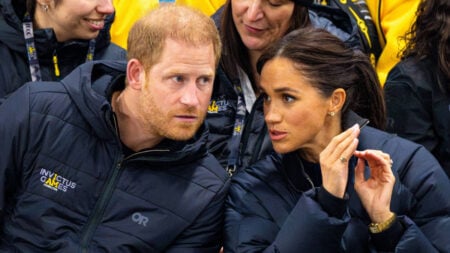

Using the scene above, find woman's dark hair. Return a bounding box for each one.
[257,27,386,129]
[401,0,449,93]
[220,0,309,89]
[26,0,36,15]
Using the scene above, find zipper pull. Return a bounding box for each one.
[53,53,60,77]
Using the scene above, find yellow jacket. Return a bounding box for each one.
[366,0,420,85]
[110,0,226,49]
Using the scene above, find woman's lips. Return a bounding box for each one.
[269,129,287,141]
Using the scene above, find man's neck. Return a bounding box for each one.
[111,91,163,152]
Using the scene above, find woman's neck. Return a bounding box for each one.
[248,50,262,92]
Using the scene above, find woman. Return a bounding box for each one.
[206,0,359,173]
[224,27,450,252]
[0,0,126,99]
[384,0,450,177]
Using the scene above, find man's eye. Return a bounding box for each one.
[173,76,184,83]
[198,77,212,86]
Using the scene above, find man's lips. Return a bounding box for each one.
[175,115,198,123]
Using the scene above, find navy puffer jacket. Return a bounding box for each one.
[0,61,230,252]
[224,114,450,252]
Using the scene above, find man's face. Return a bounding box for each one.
[138,38,216,141]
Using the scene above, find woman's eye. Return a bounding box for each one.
[268,0,283,7]
[282,94,295,103]
[261,93,271,102]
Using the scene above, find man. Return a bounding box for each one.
[0,5,228,252]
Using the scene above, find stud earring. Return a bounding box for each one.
[42,4,49,12]
[328,111,335,117]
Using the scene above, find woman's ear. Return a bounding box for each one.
[126,59,145,90]
[36,0,51,7]
[328,88,346,113]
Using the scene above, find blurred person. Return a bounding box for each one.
[384,0,450,177]
[224,27,450,252]
[0,5,229,252]
[0,0,126,100]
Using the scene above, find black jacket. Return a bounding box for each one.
[0,61,230,252]
[0,0,126,100]
[225,113,450,252]
[385,57,450,177]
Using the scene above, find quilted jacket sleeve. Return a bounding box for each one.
[388,142,450,253]
[0,85,31,223]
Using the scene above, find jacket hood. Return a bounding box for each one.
[0,0,115,55]
[60,60,209,165]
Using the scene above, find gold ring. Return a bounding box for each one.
[340,157,347,163]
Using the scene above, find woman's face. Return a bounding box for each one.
[37,0,114,41]
[231,0,295,53]
[260,57,333,154]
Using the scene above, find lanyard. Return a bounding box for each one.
[226,82,246,176]
[22,13,96,82]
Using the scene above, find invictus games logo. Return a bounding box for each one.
[40,168,77,192]
[208,99,230,113]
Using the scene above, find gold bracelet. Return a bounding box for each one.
[368,213,397,234]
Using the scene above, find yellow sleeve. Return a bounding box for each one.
[176,0,225,16]
[366,0,420,86]
[111,0,160,49]
[111,0,225,49]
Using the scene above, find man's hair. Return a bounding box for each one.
[127,4,222,70]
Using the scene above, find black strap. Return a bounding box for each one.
[22,13,96,81]
[325,0,382,65]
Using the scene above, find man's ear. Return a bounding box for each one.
[328,88,346,113]
[126,59,145,90]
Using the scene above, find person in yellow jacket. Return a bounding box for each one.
[366,0,421,85]
[111,0,225,49]
[111,0,418,85]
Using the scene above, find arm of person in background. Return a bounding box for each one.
[384,65,436,151]
[177,0,225,16]
[367,0,420,85]
[0,85,31,229]
[110,0,159,49]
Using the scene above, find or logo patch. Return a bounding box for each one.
[40,168,77,192]
[132,212,149,226]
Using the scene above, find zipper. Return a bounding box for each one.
[80,154,124,253]
[301,166,315,189]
